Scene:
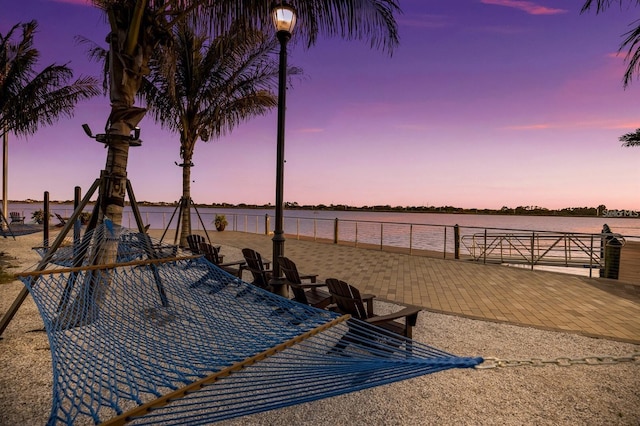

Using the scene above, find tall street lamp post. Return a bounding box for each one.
[270,3,297,296]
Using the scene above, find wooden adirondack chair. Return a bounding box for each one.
[186,234,206,254]
[278,256,332,308]
[326,278,420,338]
[9,212,25,224]
[241,248,274,291]
[199,242,246,277]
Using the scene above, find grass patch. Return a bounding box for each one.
[0,266,15,284]
[0,251,18,284]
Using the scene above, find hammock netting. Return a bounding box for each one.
[20,224,483,425]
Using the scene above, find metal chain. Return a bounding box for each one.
[475,352,640,369]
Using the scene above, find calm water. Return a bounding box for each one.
[9,203,640,237]
[9,203,638,277]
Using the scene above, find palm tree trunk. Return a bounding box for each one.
[94,18,148,265]
[179,156,193,247]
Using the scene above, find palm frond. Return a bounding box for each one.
[619,128,640,147]
[75,35,110,94]
[620,22,640,86]
[582,0,640,13]
[90,0,400,54]
[1,20,101,137]
[581,0,640,87]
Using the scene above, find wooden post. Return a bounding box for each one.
[43,191,50,248]
[333,218,339,244]
[443,226,447,259]
[265,214,270,235]
[454,224,460,259]
[74,186,81,244]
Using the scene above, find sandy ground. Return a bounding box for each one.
[0,231,639,425]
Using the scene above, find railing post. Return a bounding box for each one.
[409,224,413,255]
[589,234,594,278]
[443,226,447,259]
[599,224,609,277]
[531,232,535,270]
[355,222,358,247]
[483,229,487,264]
[265,214,270,235]
[380,223,384,250]
[333,218,339,244]
[454,224,460,259]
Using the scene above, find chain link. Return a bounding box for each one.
[475,352,640,369]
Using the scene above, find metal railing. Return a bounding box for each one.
[459,231,625,273]
[18,207,637,279]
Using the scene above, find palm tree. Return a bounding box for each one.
[0,20,100,218]
[138,22,300,246]
[619,128,640,147]
[581,0,640,87]
[89,0,400,231]
[582,1,640,148]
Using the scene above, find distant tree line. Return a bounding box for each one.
[190,202,613,217]
[17,199,627,217]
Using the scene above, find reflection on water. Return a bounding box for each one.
[9,203,640,250]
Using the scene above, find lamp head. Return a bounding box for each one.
[82,124,93,138]
[271,3,297,35]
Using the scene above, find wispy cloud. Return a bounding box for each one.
[503,119,640,130]
[296,128,324,134]
[480,0,567,15]
[503,123,553,130]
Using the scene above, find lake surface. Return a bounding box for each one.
[9,203,640,236]
[9,202,638,278]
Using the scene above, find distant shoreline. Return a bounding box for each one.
[7,200,639,219]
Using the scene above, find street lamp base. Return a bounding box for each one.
[268,277,288,298]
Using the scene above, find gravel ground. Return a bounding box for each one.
[0,232,639,426]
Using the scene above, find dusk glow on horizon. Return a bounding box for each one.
[3,0,639,210]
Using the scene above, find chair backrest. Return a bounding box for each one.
[326,278,369,320]
[278,256,308,304]
[199,242,222,264]
[242,248,270,289]
[186,234,205,254]
[9,212,22,223]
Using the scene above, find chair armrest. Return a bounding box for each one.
[361,293,375,315]
[219,260,246,268]
[297,282,327,289]
[365,306,421,325]
[242,265,262,274]
[299,274,318,283]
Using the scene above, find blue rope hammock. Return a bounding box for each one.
[18,225,482,425]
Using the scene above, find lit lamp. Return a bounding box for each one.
[270,3,297,296]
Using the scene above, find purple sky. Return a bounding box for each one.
[3,0,639,210]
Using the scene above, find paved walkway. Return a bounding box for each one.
[180,230,640,345]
